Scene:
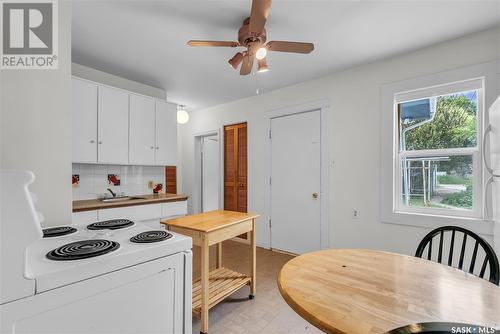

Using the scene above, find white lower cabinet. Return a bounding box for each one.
[161,201,188,219]
[72,201,188,226]
[98,204,162,222]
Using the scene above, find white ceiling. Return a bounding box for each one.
[72,1,499,110]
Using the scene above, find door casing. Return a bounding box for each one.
[193,130,222,214]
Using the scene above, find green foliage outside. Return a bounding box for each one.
[437,175,470,185]
[403,94,476,177]
[403,94,476,209]
[402,94,477,151]
[441,182,473,209]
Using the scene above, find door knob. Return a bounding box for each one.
[312,192,319,199]
[90,140,95,143]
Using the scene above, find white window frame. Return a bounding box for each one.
[380,61,499,236]
[394,79,483,219]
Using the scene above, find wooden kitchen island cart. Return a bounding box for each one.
[161,210,259,334]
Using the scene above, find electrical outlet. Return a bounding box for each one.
[148,181,154,189]
[352,209,360,219]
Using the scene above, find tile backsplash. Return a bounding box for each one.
[72,164,165,200]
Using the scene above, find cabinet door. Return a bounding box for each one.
[129,94,155,165]
[98,204,162,222]
[72,78,97,163]
[155,101,177,166]
[97,86,129,164]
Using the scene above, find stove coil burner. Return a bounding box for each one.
[130,230,172,243]
[42,226,77,238]
[87,219,135,230]
[46,239,120,261]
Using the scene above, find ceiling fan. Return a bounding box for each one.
[187,0,314,75]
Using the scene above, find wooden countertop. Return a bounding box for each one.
[161,210,259,233]
[73,193,188,212]
[278,248,500,334]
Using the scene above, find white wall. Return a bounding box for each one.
[72,63,166,100]
[1,1,72,227]
[179,27,500,255]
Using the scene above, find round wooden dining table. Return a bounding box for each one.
[277,249,500,334]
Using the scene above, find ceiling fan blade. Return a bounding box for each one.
[266,41,314,54]
[249,0,271,33]
[240,53,254,75]
[187,40,240,47]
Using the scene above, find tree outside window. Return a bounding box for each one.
[399,90,478,211]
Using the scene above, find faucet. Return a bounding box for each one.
[106,188,116,198]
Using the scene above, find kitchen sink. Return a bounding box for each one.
[100,196,147,203]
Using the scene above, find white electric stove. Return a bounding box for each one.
[0,170,193,334]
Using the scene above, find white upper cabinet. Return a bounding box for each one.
[155,100,177,166]
[72,78,98,163]
[97,86,129,164]
[71,77,177,166]
[129,94,156,165]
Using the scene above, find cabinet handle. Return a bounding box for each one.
[90,140,95,144]
[98,141,102,145]
[156,146,159,150]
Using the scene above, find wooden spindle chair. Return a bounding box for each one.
[415,226,499,285]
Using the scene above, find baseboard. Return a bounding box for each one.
[271,248,299,257]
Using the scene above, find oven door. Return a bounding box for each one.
[1,251,192,334]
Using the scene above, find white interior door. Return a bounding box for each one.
[271,110,321,254]
[201,135,220,212]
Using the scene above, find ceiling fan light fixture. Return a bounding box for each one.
[257,58,269,73]
[228,52,244,70]
[255,46,267,60]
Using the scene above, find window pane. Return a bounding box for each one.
[400,155,473,211]
[399,90,478,151]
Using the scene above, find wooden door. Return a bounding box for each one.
[72,78,98,163]
[129,94,155,165]
[224,123,247,213]
[97,86,129,164]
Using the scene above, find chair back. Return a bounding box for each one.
[415,226,499,285]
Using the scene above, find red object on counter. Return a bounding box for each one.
[153,183,163,194]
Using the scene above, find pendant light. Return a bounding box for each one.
[177,105,189,124]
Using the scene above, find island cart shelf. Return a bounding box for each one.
[162,210,259,334]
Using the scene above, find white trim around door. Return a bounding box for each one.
[193,130,222,214]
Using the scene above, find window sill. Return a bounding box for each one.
[381,211,494,236]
